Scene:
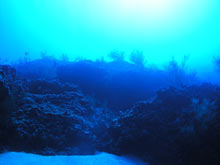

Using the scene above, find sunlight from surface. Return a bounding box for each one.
[0,0,220,72]
[76,0,210,31]
[109,0,175,21]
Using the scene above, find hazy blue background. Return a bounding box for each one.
[0,0,220,81]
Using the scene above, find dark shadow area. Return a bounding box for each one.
[0,54,220,165]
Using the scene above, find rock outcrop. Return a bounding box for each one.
[1,64,220,165]
[99,85,220,165]
[0,65,99,155]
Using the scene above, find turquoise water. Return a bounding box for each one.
[0,0,220,81]
[0,152,147,165]
[1,2,220,163]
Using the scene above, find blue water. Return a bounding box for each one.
[0,0,220,81]
[0,152,147,165]
[1,2,220,164]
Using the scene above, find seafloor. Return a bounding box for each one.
[1,57,220,165]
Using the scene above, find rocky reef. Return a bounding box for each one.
[1,63,220,165]
[0,65,103,155]
[100,85,220,165]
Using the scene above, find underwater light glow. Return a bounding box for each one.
[76,0,211,32]
[107,0,175,21]
[0,0,220,71]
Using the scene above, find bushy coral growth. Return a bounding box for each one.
[1,60,220,165]
[56,60,167,110]
[0,65,110,155]
[108,51,125,62]
[214,55,220,74]
[99,84,220,165]
[129,50,146,67]
[165,56,197,88]
[14,56,197,110]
